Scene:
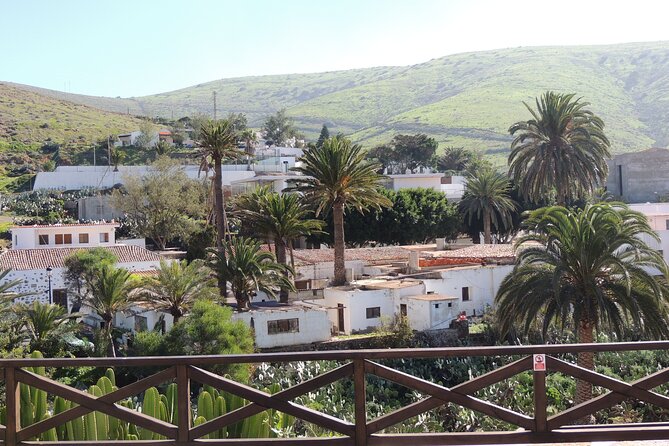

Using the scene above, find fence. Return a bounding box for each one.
[3,341,669,445]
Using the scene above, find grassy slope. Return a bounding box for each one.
[4,42,669,157]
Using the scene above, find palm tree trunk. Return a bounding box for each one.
[213,156,228,297]
[275,240,289,303]
[333,201,347,286]
[106,320,116,358]
[576,318,595,422]
[483,208,492,244]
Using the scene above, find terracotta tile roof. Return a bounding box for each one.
[426,244,516,259]
[0,245,163,271]
[292,246,410,265]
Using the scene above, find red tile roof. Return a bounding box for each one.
[0,245,163,271]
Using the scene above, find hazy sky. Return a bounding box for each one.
[3,0,669,97]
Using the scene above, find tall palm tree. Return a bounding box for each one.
[496,203,669,406]
[459,168,517,244]
[14,301,79,352]
[240,129,258,157]
[138,259,216,323]
[207,237,294,310]
[83,265,140,357]
[197,119,245,297]
[508,91,611,205]
[288,135,391,285]
[235,187,324,302]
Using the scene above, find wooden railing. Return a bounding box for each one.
[3,341,669,445]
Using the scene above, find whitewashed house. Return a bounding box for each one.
[629,203,669,266]
[232,302,330,349]
[1,222,169,332]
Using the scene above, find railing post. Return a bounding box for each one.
[176,364,190,442]
[533,354,547,432]
[5,366,19,446]
[354,359,367,446]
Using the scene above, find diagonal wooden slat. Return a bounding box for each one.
[547,358,669,429]
[366,360,534,430]
[189,365,355,437]
[18,367,176,441]
[15,369,178,439]
[367,356,532,434]
[190,362,354,439]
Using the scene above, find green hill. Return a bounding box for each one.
[5,41,669,159]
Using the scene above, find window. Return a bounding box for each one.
[366,307,381,319]
[448,302,452,308]
[267,318,299,335]
[52,289,68,308]
[55,234,72,245]
[665,219,669,230]
[100,232,109,243]
[135,315,148,332]
[434,303,440,309]
[79,233,89,244]
[38,234,49,245]
[462,287,470,302]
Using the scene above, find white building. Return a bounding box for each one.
[385,173,444,191]
[11,222,119,249]
[232,303,331,349]
[629,203,669,268]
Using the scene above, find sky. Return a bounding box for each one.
[3,0,669,98]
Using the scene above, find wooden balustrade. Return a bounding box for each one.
[2,341,669,445]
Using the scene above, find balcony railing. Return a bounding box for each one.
[2,341,669,445]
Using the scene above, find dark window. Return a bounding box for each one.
[38,234,49,245]
[448,302,452,308]
[79,233,89,243]
[100,232,109,243]
[366,307,381,319]
[55,234,72,245]
[434,303,440,309]
[267,318,299,334]
[462,287,470,301]
[52,289,68,308]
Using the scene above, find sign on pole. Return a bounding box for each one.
[533,354,546,371]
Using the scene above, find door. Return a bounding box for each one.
[337,304,345,333]
[400,304,407,317]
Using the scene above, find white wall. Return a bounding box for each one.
[389,175,443,191]
[12,225,117,249]
[233,307,331,348]
[115,306,174,333]
[296,260,365,282]
[422,265,513,316]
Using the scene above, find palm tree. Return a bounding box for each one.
[14,301,79,352]
[83,265,140,357]
[496,203,669,406]
[138,259,216,323]
[0,269,27,301]
[197,119,245,297]
[288,135,391,285]
[240,129,258,157]
[508,91,611,205]
[459,168,516,244]
[235,187,324,302]
[207,237,294,310]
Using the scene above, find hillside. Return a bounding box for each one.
[5,41,669,158]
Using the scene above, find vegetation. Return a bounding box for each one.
[459,168,516,244]
[137,259,217,323]
[63,248,118,294]
[289,135,391,285]
[111,157,205,250]
[508,91,611,205]
[206,237,294,310]
[496,203,669,405]
[235,187,323,302]
[366,133,437,173]
[432,146,487,173]
[316,124,329,148]
[262,109,298,145]
[14,301,79,354]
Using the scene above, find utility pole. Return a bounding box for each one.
[213,91,217,120]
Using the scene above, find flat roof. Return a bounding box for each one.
[356,279,422,290]
[12,222,119,229]
[409,294,458,301]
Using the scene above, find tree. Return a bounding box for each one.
[83,265,140,357]
[316,124,330,148]
[240,129,258,157]
[63,248,118,294]
[109,147,125,171]
[13,301,79,354]
[235,187,324,302]
[367,134,437,174]
[135,120,155,149]
[508,91,611,205]
[459,168,517,244]
[433,147,480,173]
[227,112,248,133]
[262,109,297,145]
[138,259,216,323]
[496,203,669,406]
[154,140,173,157]
[207,237,294,310]
[112,157,204,250]
[289,135,391,285]
[196,119,245,297]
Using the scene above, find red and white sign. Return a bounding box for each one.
[533,354,546,371]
